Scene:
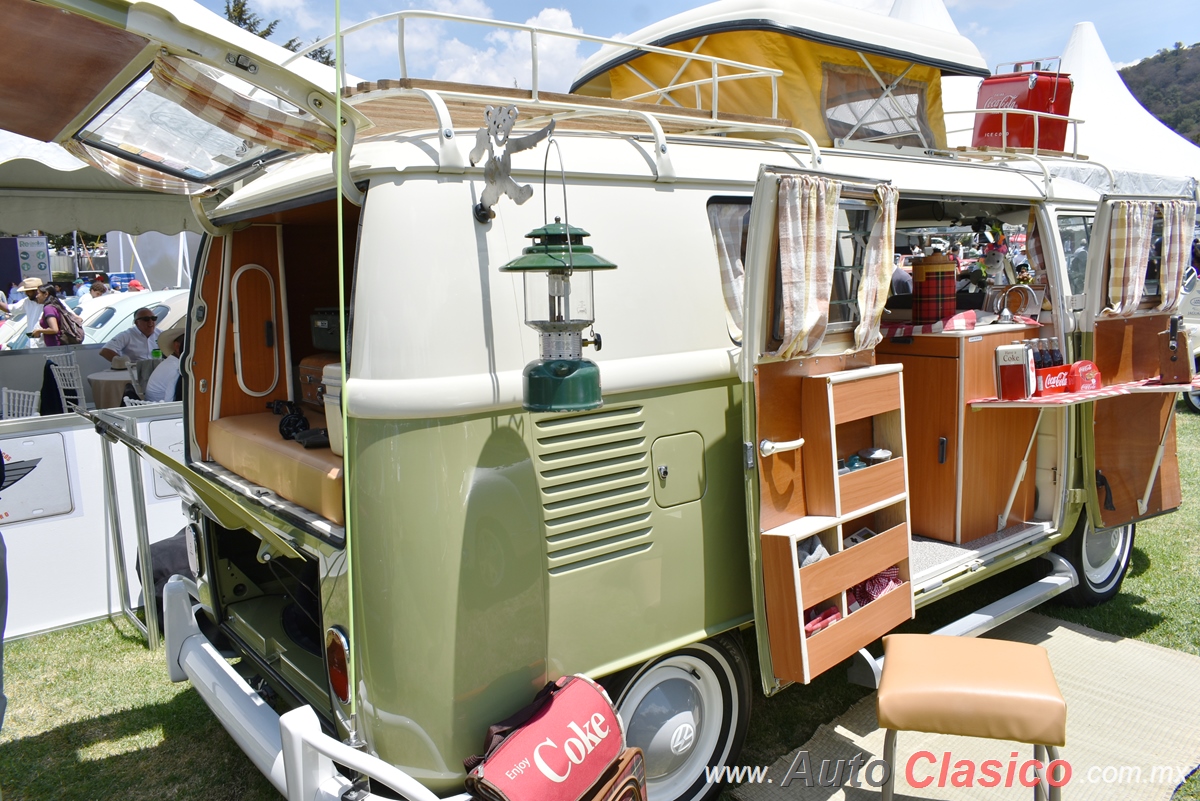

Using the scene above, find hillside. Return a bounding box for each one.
[1120,41,1200,146]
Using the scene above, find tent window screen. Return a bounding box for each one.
[821,64,934,148]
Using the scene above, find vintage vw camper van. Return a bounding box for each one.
[3,1,1197,799]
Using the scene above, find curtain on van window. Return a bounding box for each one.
[149,56,336,154]
[852,183,898,351]
[1156,200,1198,312]
[774,174,842,358]
[1103,199,1156,317]
[709,204,748,340]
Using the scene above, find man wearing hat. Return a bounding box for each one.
[0,277,46,348]
[144,325,185,402]
[73,278,88,297]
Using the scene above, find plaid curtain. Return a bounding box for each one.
[708,204,748,339]
[62,139,204,196]
[149,55,335,154]
[1103,199,1156,317]
[774,174,843,359]
[1156,200,1197,312]
[852,183,898,351]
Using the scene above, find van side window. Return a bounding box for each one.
[706,197,872,347]
[1057,214,1093,294]
[707,199,751,344]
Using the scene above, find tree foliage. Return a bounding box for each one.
[223,0,331,63]
[1120,41,1200,146]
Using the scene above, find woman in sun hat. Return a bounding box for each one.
[0,277,46,348]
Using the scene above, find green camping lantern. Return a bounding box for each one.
[501,217,616,412]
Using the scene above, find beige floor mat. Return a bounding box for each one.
[732,613,1200,801]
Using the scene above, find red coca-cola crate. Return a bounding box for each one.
[1034,365,1069,396]
[972,62,1073,151]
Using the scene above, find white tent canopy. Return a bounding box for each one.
[0,130,205,235]
[942,23,1200,199]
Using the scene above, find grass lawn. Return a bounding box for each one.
[1,403,1198,800]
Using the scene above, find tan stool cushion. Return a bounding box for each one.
[209,412,345,525]
[877,634,1066,746]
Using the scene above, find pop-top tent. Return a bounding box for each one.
[943,22,1200,199]
[571,0,989,150]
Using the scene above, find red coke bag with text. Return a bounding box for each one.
[465,675,625,801]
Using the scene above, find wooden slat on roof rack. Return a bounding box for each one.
[343,78,790,137]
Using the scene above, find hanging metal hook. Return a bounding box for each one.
[542,137,574,270]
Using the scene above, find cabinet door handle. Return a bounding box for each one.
[938,437,947,465]
[759,437,805,458]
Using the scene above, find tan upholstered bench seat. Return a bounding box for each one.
[209,412,344,525]
[877,633,1067,746]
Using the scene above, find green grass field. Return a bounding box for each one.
[1,403,1198,800]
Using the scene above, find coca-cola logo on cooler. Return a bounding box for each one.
[982,93,1019,109]
[1044,371,1069,389]
[531,712,613,783]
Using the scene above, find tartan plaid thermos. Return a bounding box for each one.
[912,253,957,324]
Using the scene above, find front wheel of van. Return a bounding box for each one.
[605,633,750,801]
[1054,515,1134,606]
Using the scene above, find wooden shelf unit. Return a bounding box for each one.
[759,364,914,685]
[762,501,913,684]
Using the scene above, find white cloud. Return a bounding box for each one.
[404,5,586,92]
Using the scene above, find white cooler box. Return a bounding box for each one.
[322,363,344,456]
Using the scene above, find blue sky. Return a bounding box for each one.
[194,0,1200,91]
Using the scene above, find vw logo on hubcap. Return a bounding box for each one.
[669,723,696,755]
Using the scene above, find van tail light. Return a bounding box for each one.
[326,627,351,704]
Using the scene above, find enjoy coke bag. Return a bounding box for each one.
[465,675,625,801]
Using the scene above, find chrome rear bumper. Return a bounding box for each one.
[163,576,463,801]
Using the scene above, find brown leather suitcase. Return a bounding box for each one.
[299,353,339,410]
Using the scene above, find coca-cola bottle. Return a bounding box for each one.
[1037,339,1052,370]
[1049,337,1064,367]
[1024,340,1042,369]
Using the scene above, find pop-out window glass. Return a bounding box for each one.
[1057,214,1092,295]
[76,63,294,184]
[822,65,934,149]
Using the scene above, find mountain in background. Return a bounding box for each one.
[1119,41,1200,146]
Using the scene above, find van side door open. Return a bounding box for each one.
[738,166,915,693]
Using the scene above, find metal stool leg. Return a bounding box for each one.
[882,729,897,801]
[1046,746,1062,801]
[1033,745,1048,801]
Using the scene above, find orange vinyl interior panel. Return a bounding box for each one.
[0,0,150,142]
[217,225,290,417]
[189,238,224,460]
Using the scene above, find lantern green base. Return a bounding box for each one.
[523,359,603,412]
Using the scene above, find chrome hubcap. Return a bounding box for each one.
[1082,522,1130,589]
[620,654,726,798]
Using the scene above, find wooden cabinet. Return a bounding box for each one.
[877,328,1040,543]
[759,364,914,685]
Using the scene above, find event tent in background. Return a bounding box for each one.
[943,22,1200,197]
[0,129,205,237]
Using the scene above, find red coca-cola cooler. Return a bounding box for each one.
[972,59,1073,151]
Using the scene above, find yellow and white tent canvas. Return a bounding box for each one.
[571,0,989,150]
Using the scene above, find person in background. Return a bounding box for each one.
[99,307,160,362]
[145,325,185,402]
[6,282,21,305]
[73,278,87,297]
[127,279,145,292]
[948,242,963,271]
[30,283,68,346]
[0,278,45,348]
[76,281,109,317]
